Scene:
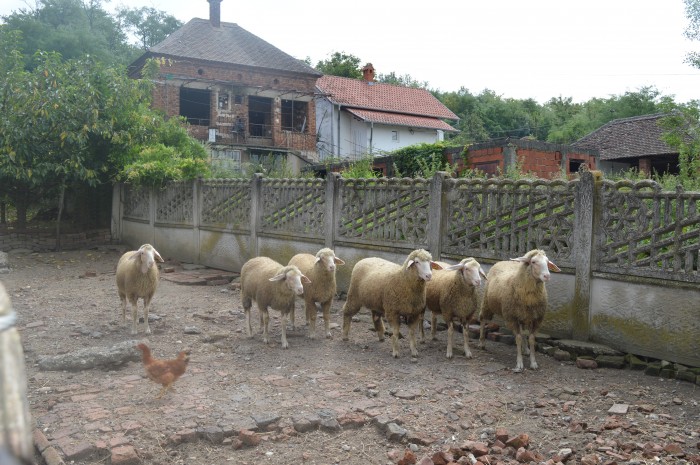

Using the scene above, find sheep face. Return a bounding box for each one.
[460,258,487,287]
[269,266,310,296]
[315,249,345,273]
[129,244,164,274]
[511,251,560,283]
[407,256,439,282]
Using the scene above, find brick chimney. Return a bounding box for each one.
[362,63,375,82]
[208,0,222,27]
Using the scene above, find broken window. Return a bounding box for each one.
[180,88,211,126]
[281,100,309,133]
[248,96,272,137]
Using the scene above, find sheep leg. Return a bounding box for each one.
[389,316,401,358]
[341,303,355,341]
[129,297,139,335]
[372,312,386,342]
[243,297,253,337]
[407,317,419,358]
[521,327,530,355]
[280,312,289,349]
[289,305,296,331]
[446,321,454,359]
[119,294,127,324]
[307,299,317,339]
[528,332,538,370]
[478,318,487,350]
[261,308,270,344]
[430,312,438,341]
[512,327,525,372]
[418,310,426,343]
[142,295,152,335]
[320,300,332,339]
[462,319,473,359]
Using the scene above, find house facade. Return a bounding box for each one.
[572,113,679,176]
[315,64,459,160]
[127,0,322,174]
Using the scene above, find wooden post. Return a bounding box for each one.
[0,282,32,463]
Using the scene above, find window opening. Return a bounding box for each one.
[180,88,210,126]
[281,100,309,133]
[248,96,272,137]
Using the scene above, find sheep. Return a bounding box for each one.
[425,258,487,359]
[116,244,164,335]
[341,249,441,358]
[477,249,561,372]
[288,248,345,339]
[240,256,310,349]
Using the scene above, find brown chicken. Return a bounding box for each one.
[135,343,190,399]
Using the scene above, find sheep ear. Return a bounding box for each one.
[480,268,488,280]
[128,251,140,261]
[430,261,443,270]
[315,256,322,264]
[510,256,529,264]
[301,275,311,284]
[269,273,286,282]
[154,250,164,263]
[547,260,561,272]
[443,264,463,271]
[334,257,345,266]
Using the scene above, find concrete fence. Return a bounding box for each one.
[112,171,700,367]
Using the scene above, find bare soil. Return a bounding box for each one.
[2,247,699,465]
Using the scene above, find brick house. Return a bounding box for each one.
[572,113,679,176]
[315,64,459,160]
[127,0,322,174]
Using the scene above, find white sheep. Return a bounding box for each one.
[341,249,441,358]
[425,258,487,359]
[288,248,345,339]
[477,249,560,372]
[116,244,164,335]
[240,256,310,349]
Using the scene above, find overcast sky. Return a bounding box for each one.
[3,0,700,104]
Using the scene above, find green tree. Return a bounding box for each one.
[684,0,700,68]
[377,71,429,88]
[116,6,182,50]
[315,51,362,78]
[2,0,136,67]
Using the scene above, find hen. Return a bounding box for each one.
[135,343,190,399]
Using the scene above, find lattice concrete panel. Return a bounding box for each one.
[260,178,325,238]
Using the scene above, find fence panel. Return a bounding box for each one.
[259,178,326,239]
[200,179,251,231]
[155,181,193,225]
[337,177,430,248]
[442,178,576,266]
[597,180,700,283]
[122,184,149,222]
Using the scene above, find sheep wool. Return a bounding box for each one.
[116,244,164,335]
[478,249,560,372]
[240,256,310,349]
[342,249,439,358]
[288,248,345,339]
[425,257,486,359]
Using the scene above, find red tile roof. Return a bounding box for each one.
[346,108,458,132]
[316,75,459,120]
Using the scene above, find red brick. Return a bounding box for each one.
[111,445,140,465]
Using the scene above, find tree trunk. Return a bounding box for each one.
[55,184,65,251]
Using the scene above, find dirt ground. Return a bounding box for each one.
[2,246,699,465]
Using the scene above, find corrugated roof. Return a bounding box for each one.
[346,108,458,132]
[147,18,321,76]
[316,75,459,120]
[572,113,676,160]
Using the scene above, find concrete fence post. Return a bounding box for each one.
[193,179,201,264]
[572,170,601,340]
[325,173,340,248]
[149,185,156,245]
[428,171,447,259]
[249,174,263,258]
[0,282,32,463]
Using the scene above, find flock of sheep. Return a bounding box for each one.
[115,243,560,372]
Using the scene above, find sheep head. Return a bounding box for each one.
[510,249,560,283]
[315,248,345,272]
[269,265,310,295]
[444,257,486,287]
[404,249,441,282]
[129,244,164,274]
